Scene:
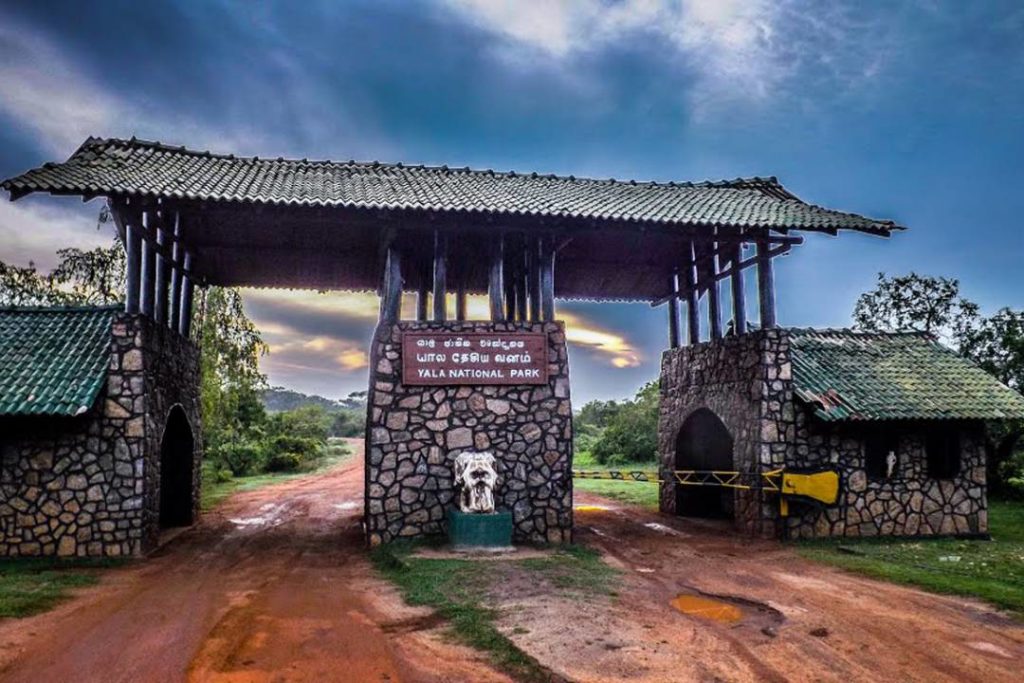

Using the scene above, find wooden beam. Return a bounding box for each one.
[432,230,447,321]
[668,271,680,349]
[140,216,156,318]
[515,238,528,322]
[416,284,428,321]
[456,281,467,321]
[730,242,747,335]
[489,235,504,321]
[757,239,776,329]
[528,236,541,322]
[169,216,182,331]
[540,236,555,321]
[179,252,195,337]
[648,242,794,307]
[125,221,142,315]
[683,241,700,344]
[381,246,403,323]
[707,237,722,340]
[154,218,170,324]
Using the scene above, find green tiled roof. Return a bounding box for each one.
[2,137,902,235]
[790,329,1024,422]
[0,306,119,417]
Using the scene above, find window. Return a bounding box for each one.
[864,427,899,480]
[926,426,961,479]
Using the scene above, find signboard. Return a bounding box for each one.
[402,332,549,386]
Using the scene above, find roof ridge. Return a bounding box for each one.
[0,304,123,313]
[78,137,793,194]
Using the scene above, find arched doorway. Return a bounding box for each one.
[674,408,734,519]
[160,406,195,528]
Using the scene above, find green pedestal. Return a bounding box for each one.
[447,508,513,550]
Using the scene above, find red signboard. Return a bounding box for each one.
[402,332,549,386]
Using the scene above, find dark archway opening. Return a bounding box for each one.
[674,408,735,519]
[160,406,195,528]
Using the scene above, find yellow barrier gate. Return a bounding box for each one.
[572,467,840,516]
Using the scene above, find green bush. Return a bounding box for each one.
[265,452,302,472]
[214,439,266,476]
[215,468,233,484]
[591,381,659,464]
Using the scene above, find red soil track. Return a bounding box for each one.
[1,443,1021,682]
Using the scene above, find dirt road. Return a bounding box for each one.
[2,446,1022,682]
[0,441,509,683]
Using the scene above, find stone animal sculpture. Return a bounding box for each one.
[453,451,498,514]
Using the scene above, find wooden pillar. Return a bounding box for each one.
[125,221,141,315]
[515,240,528,322]
[757,239,776,329]
[456,281,467,321]
[683,241,700,344]
[668,271,680,349]
[731,242,747,335]
[489,235,504,321]
[432,230,447,322]
[179,252,195,337]
[540,236,555,321]
[169,218,182,332]
[528,236,541,322]
[381,246,403,323]
[154,220,169,325]
[707,241,722,340]
[504,237,517,321]
[416,284,428,321]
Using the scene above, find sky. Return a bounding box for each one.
[1,0,1022,405]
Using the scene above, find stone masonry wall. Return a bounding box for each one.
[0,313,201,557]
[783,413,987,538]
[657,330,790,536]
[365,321,573,546]
[658,329,988,539]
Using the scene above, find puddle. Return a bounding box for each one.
[967,641,1013,659]
[670,595,743,624]
[333,501,360,511]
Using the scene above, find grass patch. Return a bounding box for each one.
[201,438,354,511]
[372,541,617,681]
[798,499,1024,617]
[573,451,660,510]
[0,557,124,619]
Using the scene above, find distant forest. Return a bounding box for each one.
[262,387,367,413]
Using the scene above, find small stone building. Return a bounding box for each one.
[0,306,201,557]
[659,328,1024,539]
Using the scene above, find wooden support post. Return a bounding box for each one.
[179,252,195,337]
[125,221,141,315]
[489,235,504,321]
[416,284,428,321]
[731,242,747,335]
[432,230,447,322]
[668,271,680,349]
[154,220,169,324]
[504,239,517,321]
[139,216,155,318]
[684,241,700,344]
[707,240,722,340]
[540,236,555,321]
[169,217,182,332]
[528,236,541,322]
[515,240,528,323]
[757,239,777,329]
[456,281,467,321]
[381,246,403,323]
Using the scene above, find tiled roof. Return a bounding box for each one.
[2,137,902,235]
[790,329,1024,422]
[0,306,118,417]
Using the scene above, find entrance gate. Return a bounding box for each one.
[674,409,734,519]
[2,136,899,547]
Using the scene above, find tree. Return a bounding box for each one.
[0,244,125,307]
[591,381,660,464]
[853,272,978,343]
[853,273,1024,493]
